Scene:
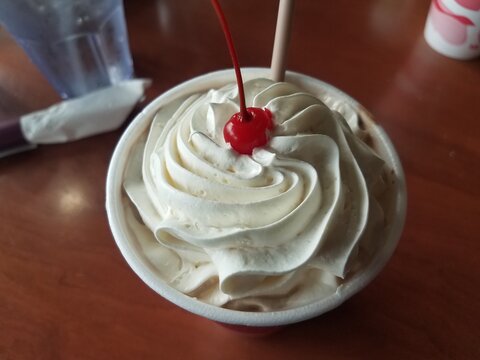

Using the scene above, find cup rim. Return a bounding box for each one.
[106,68,407,327]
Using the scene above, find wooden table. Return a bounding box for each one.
[1,0,479,358]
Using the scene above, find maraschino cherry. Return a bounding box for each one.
[211,0,274,155]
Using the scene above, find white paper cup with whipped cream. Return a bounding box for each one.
[106,68,407,328]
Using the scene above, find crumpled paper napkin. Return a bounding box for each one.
[0,79,151,158]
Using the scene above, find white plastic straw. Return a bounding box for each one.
[271,0,295,82]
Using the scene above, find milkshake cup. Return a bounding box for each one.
[106,68,407,329]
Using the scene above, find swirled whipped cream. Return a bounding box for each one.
[124,78,391,311]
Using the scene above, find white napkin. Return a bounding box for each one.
[22,79,151,143]
[0,79,150,157]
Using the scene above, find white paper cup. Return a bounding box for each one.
[424,0,480,60]
[106,68,407,328]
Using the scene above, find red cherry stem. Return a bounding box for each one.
[210,0,251,121]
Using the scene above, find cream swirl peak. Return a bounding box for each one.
[124,78,389,310]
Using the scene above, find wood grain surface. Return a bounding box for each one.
[1,0,479,359]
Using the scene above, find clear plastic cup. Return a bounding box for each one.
[105,68,407,330]
[0,0,134,98]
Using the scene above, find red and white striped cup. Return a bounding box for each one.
[424,0,480,59]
